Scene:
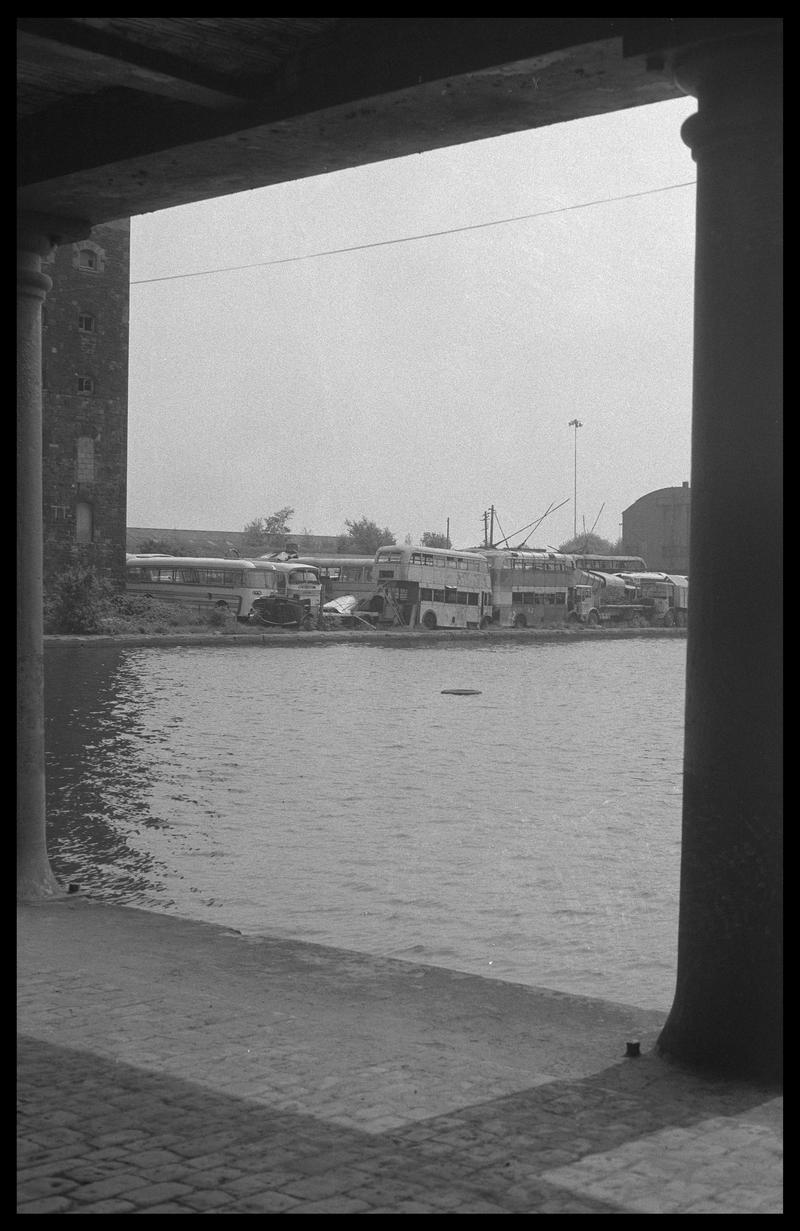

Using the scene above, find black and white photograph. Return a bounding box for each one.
[18,18,781,1215]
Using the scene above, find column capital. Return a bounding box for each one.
[672,29,781,160]
[17,263,52,300]
[17,209,92,257]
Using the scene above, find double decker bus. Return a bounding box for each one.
[125,555,322,625]
[372,545,492,629]
[479,547,575,627]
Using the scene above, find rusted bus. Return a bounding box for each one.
[479,547,576,628]
[371,544,493,629]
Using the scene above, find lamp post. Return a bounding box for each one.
[568,419,582,540]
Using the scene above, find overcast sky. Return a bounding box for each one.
[127,95,698,550]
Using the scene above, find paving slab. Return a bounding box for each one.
[18,897,782,1214]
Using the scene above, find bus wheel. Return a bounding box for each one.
[215,600,228,609]
[513,613,527,629]
[567,611,580,624]
[421,610,437,630]
[662,610,675,628]
[587,610,600,627]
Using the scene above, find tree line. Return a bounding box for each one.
[241,509,451,555]
[138,510,623,559]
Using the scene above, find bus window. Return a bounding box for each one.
[200,568,236,586]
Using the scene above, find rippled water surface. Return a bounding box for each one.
[45,637,686,1010]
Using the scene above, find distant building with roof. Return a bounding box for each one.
[126,528,343,557]
[622,483,691,575]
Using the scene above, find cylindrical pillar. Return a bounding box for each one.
[17,215,88,900]
[657,31,782,1082]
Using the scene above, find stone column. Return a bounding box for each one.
[657,31,782,1082]
[17,213,88,900]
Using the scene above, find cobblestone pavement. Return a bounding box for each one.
[18,899,782,1215]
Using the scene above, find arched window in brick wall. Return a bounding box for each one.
[75,501,94,544]
[73,241,106,273]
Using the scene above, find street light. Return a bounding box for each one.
[568,419,583,539]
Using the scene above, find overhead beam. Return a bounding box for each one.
[19,28,685,226]
[17,18,249,109]
[23,19,772,228]
[20,19,643,186]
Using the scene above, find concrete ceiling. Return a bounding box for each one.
[18,18,777,230]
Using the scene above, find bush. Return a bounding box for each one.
[95,594,191,634]
[43,566,114,634]
[44,566,246,635]
[45,567,199,634]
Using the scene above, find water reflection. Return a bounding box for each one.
[45,645,176,900]
[44,638,685,1010]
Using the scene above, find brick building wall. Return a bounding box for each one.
[41,219,130,588]
[622,483,691,575]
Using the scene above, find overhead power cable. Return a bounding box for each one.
[131,180,697,287]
